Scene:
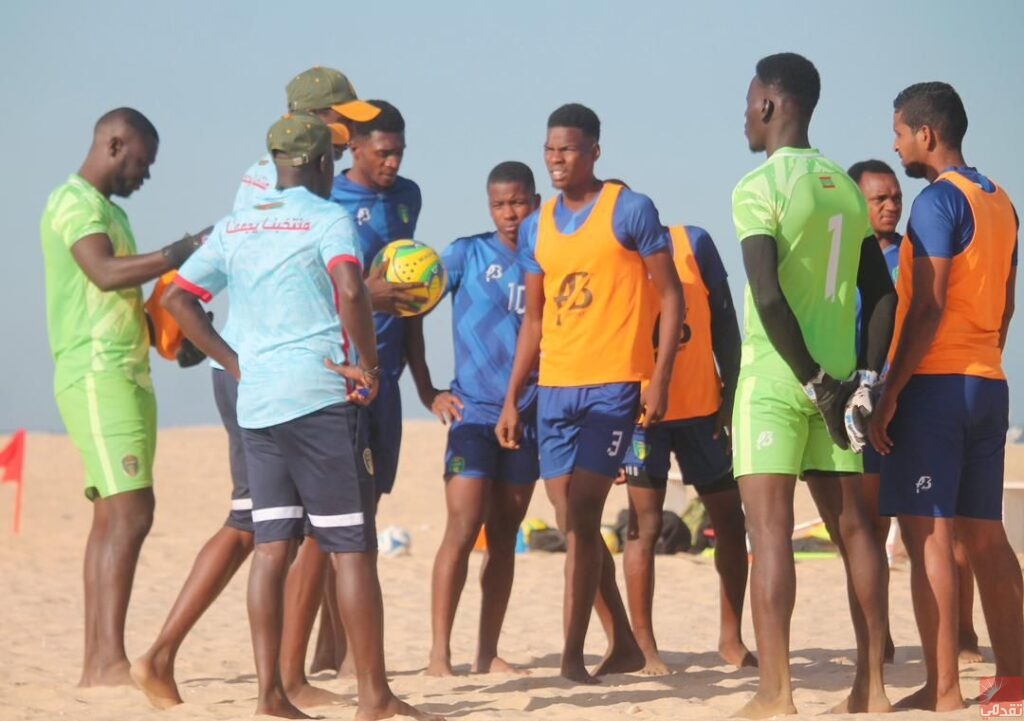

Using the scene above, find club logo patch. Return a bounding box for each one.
[448,456,466,474]
[756,431,774,450]
[398,204,410,224]
[363,448,374,476]
[122,455,140,477]
[356,207,371,225]
[631,439,648,461]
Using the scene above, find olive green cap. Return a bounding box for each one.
[285,66,380,121]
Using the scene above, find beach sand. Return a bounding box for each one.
[1,422,1019,720]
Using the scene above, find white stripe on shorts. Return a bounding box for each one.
[231,498,253,511]
[307,512,365,528]
[252,506,304,522]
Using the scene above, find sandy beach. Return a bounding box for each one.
[0,421,1018,720]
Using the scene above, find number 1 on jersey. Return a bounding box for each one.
[825,214,843,302]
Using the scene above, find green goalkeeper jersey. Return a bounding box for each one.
[41,174,151,394]
[732,147,870,382]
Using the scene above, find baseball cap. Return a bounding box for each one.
[286,66,380,122]
[266,113,335,166]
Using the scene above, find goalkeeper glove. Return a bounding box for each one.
[802,368,858,450]
[844,371,881,453]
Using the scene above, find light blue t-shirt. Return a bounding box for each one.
[177,186,361,429]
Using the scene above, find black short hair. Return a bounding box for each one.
[755,53,820,116]
[547,103,600,141]
[487,161,535,195]
[95,107,159,142]
[350,100,405,137]
[847,159,897,184]
[893,82,968,150]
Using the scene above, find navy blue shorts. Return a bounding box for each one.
[537,383,640,480]
[622,415,736,493]
[212,368,253,533]
[242,403,377,552]
[444,404,538,486]
[368,377,402,495]
[879,374,1008,520]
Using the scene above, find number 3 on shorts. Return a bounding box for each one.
[607,430,624,457]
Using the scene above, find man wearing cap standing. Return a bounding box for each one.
[40,107,206,687]
[163,114,441,721]
[132,67,382,709]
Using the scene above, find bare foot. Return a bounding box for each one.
[425,656,455,677]
[355,695,445,721]
[959,630,984,665]
[636,649,672,676]
[894,685,964,713]
[732,692,797,719]
[829,686,892,714]
[78,659,135,688]
[286,682,346,709]
[719,639,758,669]
[473,656,527,675]
[593,640,645,676]
[257,686,312,719]
[130,653,183,709]
[561,659,600,685]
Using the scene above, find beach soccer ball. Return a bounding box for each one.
[377,526,411,557]
[370,239,447,317]
[601,524,622,554]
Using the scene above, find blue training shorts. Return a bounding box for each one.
[537,382,640,480]
[879,374,1007,520]
[444,403,538,486]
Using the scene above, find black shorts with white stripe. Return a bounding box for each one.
[242,403,377,553]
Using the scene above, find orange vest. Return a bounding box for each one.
[891,170,1016,379]
[659,226,721,420]
[536,183,655,386]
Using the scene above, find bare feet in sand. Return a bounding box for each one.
[78,659,135,688]
[425,655,454,677]
[959,630,984,665]
[719,639,758,669]
[131,653,182,709]
[732,692,797,719]
[256,686,312,719]
[473,656,528,675]
[828,686,892,714]
[894,685,965,713]
[285,682,346,709]
[356,696,445,721]
[593,641,646,677]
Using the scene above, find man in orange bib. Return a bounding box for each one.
[497,104,684,683]
[620,223,753,674]
[869,82,1022,711]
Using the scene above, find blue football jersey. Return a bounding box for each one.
[443,232,537,423]
[330,171,422,380]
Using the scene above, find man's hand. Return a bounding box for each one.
[428,389,464,426]
[639,382,668,428]
[802,370,858,450]
[366,258,426,315]
[175,310,214,368]
[867,388,898,456]
[495,402,522,449]
[324,359,379,406]
[613,468,627,486]
[843,371,880,453]
[162,225,213,269]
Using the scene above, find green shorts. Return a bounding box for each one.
[55,372,157,500]
[732,373,861,478]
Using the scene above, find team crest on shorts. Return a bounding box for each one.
[363,448,374,476]
[122,455,140,477]
[631,439,648,461]
[398,204,410,224]
[755,431,774,450]
[448,456,466,474]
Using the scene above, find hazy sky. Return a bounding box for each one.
[3,0,1022,432]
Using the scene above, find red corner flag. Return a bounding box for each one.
[0,429,26,534]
